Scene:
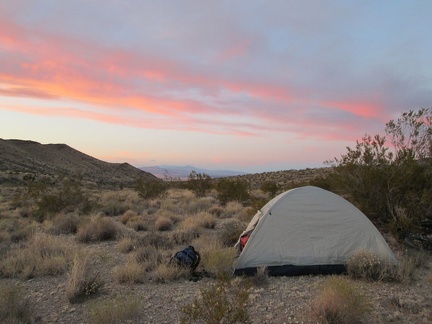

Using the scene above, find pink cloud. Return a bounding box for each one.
[0,16,387,143]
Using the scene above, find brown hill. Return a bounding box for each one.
[0,139,157,187]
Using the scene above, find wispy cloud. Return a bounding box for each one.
[1,1,431,170]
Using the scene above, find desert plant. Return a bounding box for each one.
[50,213,80,235]
[216,178,250,204]
[155,216,173,231]
[310,276,371,324]
[76,216,121,243]
[347,250,395,282]
[135,178,166,199]
[0,283,35,323]
[89,294,142,324]
[114,260,146,284]
[67,252,102,303]
[120,209,137,224]
[198,243,237,280]
[219,219,244,247]
[180,279,251,324]
[150,263,191,283]
[0,232,76,278]
[187,171,213,197]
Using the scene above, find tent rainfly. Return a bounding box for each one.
[234,186,397,276]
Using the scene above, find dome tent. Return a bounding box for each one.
[234,186,397,276]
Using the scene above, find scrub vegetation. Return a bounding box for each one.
[0,108,430,322]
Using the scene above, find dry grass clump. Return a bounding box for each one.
[180,212,217,231]
[135,245,163,265]
[155,216,173,231]
[76,216,121,243]
[347,250,419,283]
[117,237,136,253]
[137,232,174,250]
[114,260,146,284]
[66,252,102,303]
[310,276,371,324]
[89,294,142,324]
[120,209,137,224]
[193,236,237,279]
[50,213,80,235]
[0,283,35,323]
[180,279,251,324]
[0,232,76,278]
[218,219,245,246]
[10,223,39,243]
[127,215,148,231]
[150,263,191,283]
[221,201,244,219]
[347,250,394,281]
[170,230,200,245]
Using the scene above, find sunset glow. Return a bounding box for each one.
[1,1,431,172]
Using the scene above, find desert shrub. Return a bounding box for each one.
[391,250,426,284]
[150,263,191,283]
[67,252,102,303]
[310,276,371,324]
[50,213,80,235]
[114,260,146,284]
[135,246,163,265]
[135,178,166,199]
[347,250,395,282]
[155,216,173,231]
[170,230,200,245]
[187,171,213,197]
[216,178,250,204]
[0,283,35,323]
[33,179,94,221]
[221,201,244,219]
[325,108,432,234]
[10,223,38,242]
[126,215,148,231]
[0,232,75,278]
[219,220,244,247]
[76,216,121,243]
[89,294,142,324]
[209,205,224,217]
[181,212,216,231]
[137,232,174,250]
[120,210,137,224]
[180,279,251,324]
[260,180,279,196]
[197,241,237,279]
[117,237,136,253]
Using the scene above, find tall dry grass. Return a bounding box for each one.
[0,232,76,278]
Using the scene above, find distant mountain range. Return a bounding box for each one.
[0,139,156,187]
[140,165,249,179]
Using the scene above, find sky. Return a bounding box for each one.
[1,1,431,173]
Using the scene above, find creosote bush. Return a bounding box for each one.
[180,279,251,324]
[310,276,371,324]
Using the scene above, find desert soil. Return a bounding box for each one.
[3,238,432,324]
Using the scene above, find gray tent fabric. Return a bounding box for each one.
[234,186,397,276]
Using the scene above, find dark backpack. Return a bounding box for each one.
[171,246,200,271]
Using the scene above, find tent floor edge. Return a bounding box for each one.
[234,264,346,277]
